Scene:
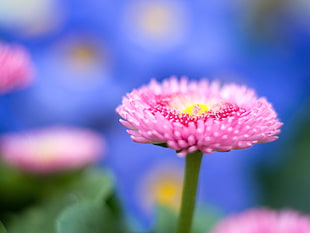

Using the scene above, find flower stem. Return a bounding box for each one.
[176,151,203,233]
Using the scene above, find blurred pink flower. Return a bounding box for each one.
[0,42,34,93]
[0,126,104,174]
[117,76,282,156]
[209,208,310,233]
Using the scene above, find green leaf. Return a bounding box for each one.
[152,204,222,233]
[192,205,222,233]
[56,201,129,233]
[0,222,7,233]
[6,168,114,233]
[153,205,177,233]
[59,168,114,203]
[258,107,310,214]
[0,163,42,212]
[56,202,106,233]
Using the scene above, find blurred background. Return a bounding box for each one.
[0,0,309,232]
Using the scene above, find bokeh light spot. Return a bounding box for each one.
[138,3,174,38]
[0,0,65,37]
[67,42,102,70]
[139,163,183,212]
[123,1,189,50]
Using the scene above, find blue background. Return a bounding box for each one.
[0,0,309,231]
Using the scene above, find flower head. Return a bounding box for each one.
[0,126,104,174]
[0,42,34,93]
[209,208,310,233]
[117,77,282,156]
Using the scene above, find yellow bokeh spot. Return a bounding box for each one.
[69,44,99,68]
[183,104,209,116]
[140,166,183,212]
[138,4,172,37]
[152,180,181,209]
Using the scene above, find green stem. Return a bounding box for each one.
[176,151,203,233]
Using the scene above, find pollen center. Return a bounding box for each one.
[182,104,209,116]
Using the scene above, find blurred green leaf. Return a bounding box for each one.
[5,168,114,233]
[258,106,310,214]
[56,168,114,202]
[56,201,107,233]
[0,222,7,233]
[153,205,176,233]
[56,199,129,233]
[192,205,221,233]
[152,204,221,233]
[0,163,42,212]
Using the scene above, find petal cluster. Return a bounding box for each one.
[0,126,104,174]
[117,77,282,156]
[209,208,310,233]
[0,42,34,93]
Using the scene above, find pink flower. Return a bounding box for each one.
[0,126,104,174]
[117,77,282,156]
[209,208,310,233]
[0,42,34,93]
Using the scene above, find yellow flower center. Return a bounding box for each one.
[182,104,209,116]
